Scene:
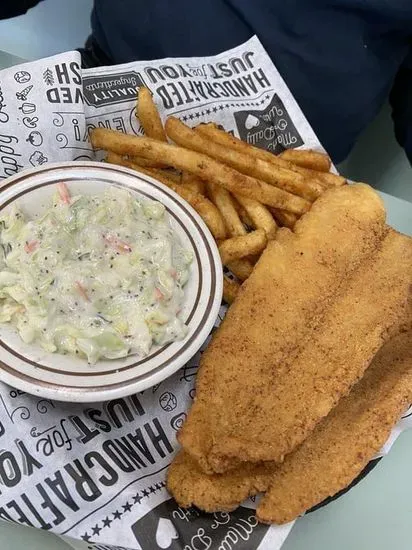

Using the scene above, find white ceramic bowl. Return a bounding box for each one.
[0,161,222,402]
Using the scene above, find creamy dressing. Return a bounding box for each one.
[0,185,192,364]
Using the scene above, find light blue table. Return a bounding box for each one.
[0,49,411,550]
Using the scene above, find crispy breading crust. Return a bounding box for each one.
[167,329,412,521]
[178,185,411,473]
[167,451,272,513]
[208,229,412,469]
[257,328,412,523]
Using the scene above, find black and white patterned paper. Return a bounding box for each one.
[0,37,410,550]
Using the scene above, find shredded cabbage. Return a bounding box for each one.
[0,185,192,364]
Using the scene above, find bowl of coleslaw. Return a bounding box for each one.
[0,161,222,402]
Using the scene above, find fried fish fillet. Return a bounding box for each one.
[167,450,271,513]
[257,328,412,523]
[167,329,412,521]
[207,229,412,470]
[178,184,412,473]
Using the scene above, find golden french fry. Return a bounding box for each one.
[207,182,246,237]
[107,152,176,186]
[223,276,240,304]
[128,156,167,169]
[234,194,277,240]
[166,117,321,202]
[137,87,167,142]
[247,254,262,265]
[106,152,226,240]
[177,189,227,241]
[279,149,331,172]
[90,129,311,215]
[181,172,206,195]
[233,198,254,228]
[127,164,181,184]
[106,151,131,167]
[310,170,347,187]
[219,229,267,265]
[226,259,254,281]
[270,207,299,229]
[196,123,346,187]
[156,168,181,184]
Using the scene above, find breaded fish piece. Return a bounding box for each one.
[167,451,271,513]
[257,328,412,523]
[207,229,412,469]
[178,185,410,473]
[167,329,412,520]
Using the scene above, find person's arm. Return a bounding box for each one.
[0,0,43,20]
[390,47,412,165]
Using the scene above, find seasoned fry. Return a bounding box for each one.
[279,148,331,172]
[223,276,240,305]
[91,129,311,214]
[311,170,347,187]
[177,191,226,241]
[106,152,177,187]
[128,156,166,169]
[247,254,262,265]
[219,229,267,265]
[270,207,299,229]
[181,172,206,194]
[207,182,246,237]
[137,87,167,142]
[196,123,345,187]
[233,199,254,228]
[226,259,254,281]
[234,195,277,240]
[105,152,226,240]
[197,122,287,168]
[156,168,181,184]
[166,117,321,201]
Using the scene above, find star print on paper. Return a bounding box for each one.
[123,502,132,513]
[91,524,101,536]
[189,98,270,119]
[133,492,143,504]
[95,479,170,539]
[81,533,91,542]
[112,510,122,520]
[102,517,112,528]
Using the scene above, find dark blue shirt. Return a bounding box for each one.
[2,0,411,163]
[91,0,412,164]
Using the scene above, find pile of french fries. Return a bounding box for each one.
[91,87,346,304]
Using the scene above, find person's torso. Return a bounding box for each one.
[92,0,412,161]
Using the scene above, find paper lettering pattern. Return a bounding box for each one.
[0,38,409,550]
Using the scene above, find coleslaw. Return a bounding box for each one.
[0,183,192,364]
